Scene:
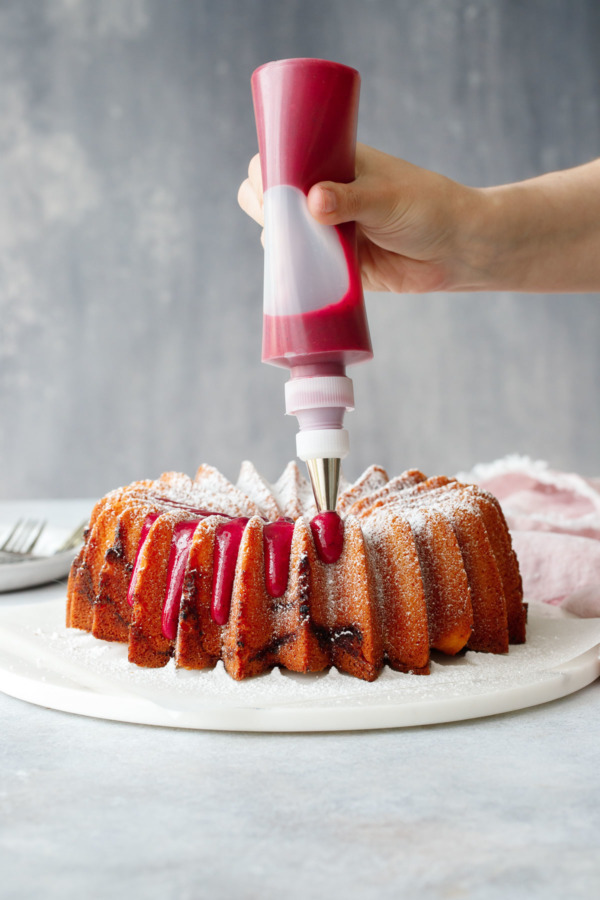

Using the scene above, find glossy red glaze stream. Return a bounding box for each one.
[162,521,201,640]
[127,507,345,640]
[310,512,345,564]
[210,518,249,626]
[263,519,295,598]
[126,513,158,607]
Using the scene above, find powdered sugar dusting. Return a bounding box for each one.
[273,461,317,519]
[15,601,600,712]
[337,464,389,514]
[236,461,282,521]
[191,465,260,517]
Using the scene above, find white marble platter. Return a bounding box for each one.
[0,599,598,732]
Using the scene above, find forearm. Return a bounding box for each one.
[461,160,600,292]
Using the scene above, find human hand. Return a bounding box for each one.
[237,143,486,293]
[239,143,600,294]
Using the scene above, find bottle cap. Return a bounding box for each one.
[285,375,354,415]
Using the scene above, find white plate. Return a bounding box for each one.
[0,550,79,593]
[0,525,81,593]
[0,600,598,732]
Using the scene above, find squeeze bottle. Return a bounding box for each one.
[251,58,373,511]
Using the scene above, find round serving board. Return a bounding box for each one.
[0,599,598,732]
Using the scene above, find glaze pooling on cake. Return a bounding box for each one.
[66,462,526,681]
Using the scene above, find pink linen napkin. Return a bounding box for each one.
[459,457,600,617]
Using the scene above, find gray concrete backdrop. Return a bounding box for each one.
[0,0,598,499]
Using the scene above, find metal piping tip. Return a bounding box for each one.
[306,458,341,512]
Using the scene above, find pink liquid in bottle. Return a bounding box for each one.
[252,58,373,374]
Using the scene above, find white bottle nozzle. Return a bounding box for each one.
[296,427,350,462]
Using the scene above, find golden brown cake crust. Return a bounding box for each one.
[66,462,526,681]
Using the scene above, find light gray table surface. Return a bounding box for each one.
[0,500,599,900]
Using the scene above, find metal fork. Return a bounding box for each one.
[0,519,46,563]
[54,519,88,554]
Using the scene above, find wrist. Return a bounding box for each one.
[446,184,521,292]
[453,161,600,292]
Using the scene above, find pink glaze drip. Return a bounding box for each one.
[127,513,159,606]
[263,519,295,597]
[128,505,345,636]
[161,521,199,640]
[211,518,249,626]
[310,512,345,564]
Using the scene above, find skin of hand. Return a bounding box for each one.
[238,143,481,293]
[238,143,600,294]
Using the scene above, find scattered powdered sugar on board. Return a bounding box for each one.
[7,600,600,713]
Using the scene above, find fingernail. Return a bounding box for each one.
[318,187,337,213]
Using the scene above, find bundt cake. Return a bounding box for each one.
[66,462,526,681]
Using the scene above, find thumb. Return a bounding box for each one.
[306,180,365,226]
